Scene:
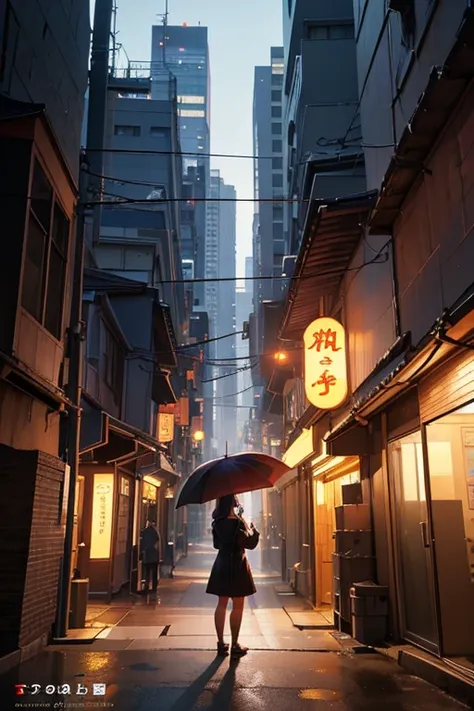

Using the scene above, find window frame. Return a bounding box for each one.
[21,156,71,342]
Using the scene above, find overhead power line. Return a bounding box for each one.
[202,366,252,383]
[213,384,255,399]
[84,142,395,160]
[86,195,305,205]
[176,330,244,351]
[155,252,388,285]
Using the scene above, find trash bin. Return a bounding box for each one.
[69,578,89,629]
[350,581,388,646]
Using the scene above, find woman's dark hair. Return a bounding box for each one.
[212,494,239,520]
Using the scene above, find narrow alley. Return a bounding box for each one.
[0,543,467,710]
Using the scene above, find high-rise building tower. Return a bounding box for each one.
[151,25,210,174]
[252,47,285,358]
[204,170,237,456]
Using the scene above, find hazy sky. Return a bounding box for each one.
[89,0,283,275]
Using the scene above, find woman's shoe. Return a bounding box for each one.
[217,641,229,656]
[230,644,248,658]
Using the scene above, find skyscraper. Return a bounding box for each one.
[151,25,210,173]
[205,170,237,455]
[252,47,285,357]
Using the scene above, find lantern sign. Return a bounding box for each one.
[158,413,175,442]
[303,317,348,410]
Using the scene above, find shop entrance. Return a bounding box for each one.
[141,481,158,529]
[388,431,439,653]
[425,400,474,659]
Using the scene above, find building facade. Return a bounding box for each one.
[282,0,366,256]
[0,0,90,662]
[151,24,210,175]
[252,47,285,358]
[204,170,237,455]
[272,0,474,673]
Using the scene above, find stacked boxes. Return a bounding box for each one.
[333,486,375,631]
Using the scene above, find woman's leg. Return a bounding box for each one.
[230,597,245,646]
[215,596,229,643]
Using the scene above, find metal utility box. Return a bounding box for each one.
[350,582,388,646]
[342,483,363,505]
[335,530,373,558]
[69,578,89,629]
[335,504,370,531]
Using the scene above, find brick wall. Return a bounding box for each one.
[0,444,66,655]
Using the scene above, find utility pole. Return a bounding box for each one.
[55,0,114,639]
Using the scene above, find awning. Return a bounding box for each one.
[324,339,411,455]
[369,7,474,234]
[137,452,180,482]
[79,399,167,463]
[279,190,378,341]
[0,351,72,410]
[152,368,177,405]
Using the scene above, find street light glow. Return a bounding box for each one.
[193,430,205,442]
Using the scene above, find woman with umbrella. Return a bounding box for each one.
[176,450,289,657]
[206,494,260,658]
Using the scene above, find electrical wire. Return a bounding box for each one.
[201,365,252,383]
[175,330,244,350]
[213,384,255,399]
[86,195,305,205]
[154,253,388,285]
[85,147,325,160]
[84,142,396,160]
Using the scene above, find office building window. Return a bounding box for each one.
[273,205,283,222]
[271,123,282,135]
[21,159,70,340]
[272,157,283,170]
[271,74,283,86]
[272,140,282,153]
[178,109,205,118]
[273,223,284,240]
[177,95,205,104]
[114,125,141,136]
[272,173,283,188]
[150,127,167,138]
[308,24,355,40]
[271,106,282,119]
[271,90,282,103]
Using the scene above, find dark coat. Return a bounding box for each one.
[140,525,160,564]
[206,517,260,598]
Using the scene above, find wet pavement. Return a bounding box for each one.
[0,542,467,710]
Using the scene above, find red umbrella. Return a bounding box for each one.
[175,451,290,508]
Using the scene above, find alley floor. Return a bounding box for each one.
[0,542,468,710]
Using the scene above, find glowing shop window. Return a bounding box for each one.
[90,473,114,559]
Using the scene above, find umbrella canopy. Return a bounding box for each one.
[175,451,290,509]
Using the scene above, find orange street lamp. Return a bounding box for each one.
[273,351,288,364]
[193,430,205,442]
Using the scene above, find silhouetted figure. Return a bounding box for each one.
[206,494,260,658]
[140,520,161,593]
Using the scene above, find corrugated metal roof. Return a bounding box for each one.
[279,190,378,341]
[369,7,474,234]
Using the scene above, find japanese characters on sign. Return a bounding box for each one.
[303,317,348,410]
[158,412,175,442]
[90,473,114,559]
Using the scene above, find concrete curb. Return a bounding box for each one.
[333,634,474,707]
[396,649,474,709]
